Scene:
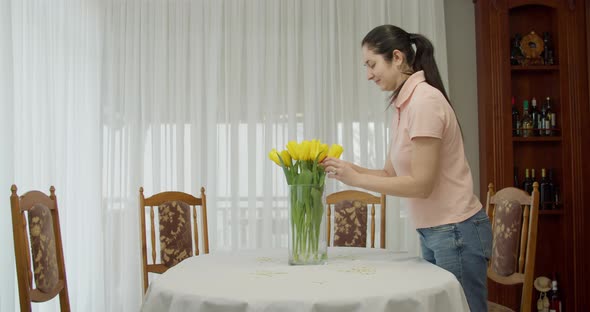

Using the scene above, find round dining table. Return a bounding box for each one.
[141,247,469,312]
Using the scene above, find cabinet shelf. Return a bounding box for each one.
[539,210,563,215]
[511,65,559,72]
[512,136,561,142]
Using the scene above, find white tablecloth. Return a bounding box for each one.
[141,247,469,312]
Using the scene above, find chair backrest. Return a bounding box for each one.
[326,190,386,248]
[139,186,209,293]
[485,182,539,312]
[10,185,70,312]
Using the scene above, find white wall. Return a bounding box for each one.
[444,0,480,197]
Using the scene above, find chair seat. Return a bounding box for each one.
[488,301,515,312]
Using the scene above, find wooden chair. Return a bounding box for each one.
[139,187,209,293]
[10,185,70,312]
[326,190,386,248]
[486,182,539,312]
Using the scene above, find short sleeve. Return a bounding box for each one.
[407,89,446,139]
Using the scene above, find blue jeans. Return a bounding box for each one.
[416,209,492,312]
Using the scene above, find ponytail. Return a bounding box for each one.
[410,33,462,134]
[408,33,450,104]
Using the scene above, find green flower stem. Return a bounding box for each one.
[289,183,325,264]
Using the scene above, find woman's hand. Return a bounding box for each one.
[321,157,359,186]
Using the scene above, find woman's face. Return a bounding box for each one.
[362,45,405,92]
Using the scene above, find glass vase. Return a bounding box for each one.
[288,184,327,265]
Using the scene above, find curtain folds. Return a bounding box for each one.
[0,0,16,311]
[1,0,447,310]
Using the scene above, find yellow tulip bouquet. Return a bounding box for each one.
[269,140,343,264]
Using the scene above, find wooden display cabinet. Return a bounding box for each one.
[474,0,590,310]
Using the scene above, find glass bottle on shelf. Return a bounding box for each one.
[544,97,553,136]
[512,96,520,137]
[549,277,562,312]
[553,184,560,210]
[540,99,548,136]
[522,168,533,194]
[521,100,533,137]
[543,32,555,65]
[551,109,557,136]
[531,97,540,136]
[540,168,554,210]
[548,169,559,209]
[510,34,523,65]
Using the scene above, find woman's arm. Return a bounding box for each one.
[324,137,440,198]
[348,150,396,177]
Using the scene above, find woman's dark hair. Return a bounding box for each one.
[362,25,451,106]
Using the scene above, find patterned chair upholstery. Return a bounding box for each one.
[28,203,60,293]
[333,200,368,247]
[485,182,540,312]
[10,185,70,312]
[139,187,209,293]
[326,190,386,249]
[490,199,523,277]
[159,201,193,267]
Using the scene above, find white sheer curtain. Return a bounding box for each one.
[0,0,16,311]
[0,0,104,311]
[1,0,447,310]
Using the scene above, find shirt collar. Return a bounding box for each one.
[393,70,425,108]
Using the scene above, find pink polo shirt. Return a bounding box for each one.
[390,71,481,229]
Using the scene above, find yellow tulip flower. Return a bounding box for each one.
[280,150,292,167]
[286,141,300,160]
[268,148,281,166]
[308,139,317,160]
[327,144,344,159]
[300,140,311,161]
[317,143,329,162]
[311,139,325,160]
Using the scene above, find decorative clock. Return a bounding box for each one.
[519,31,545,65]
